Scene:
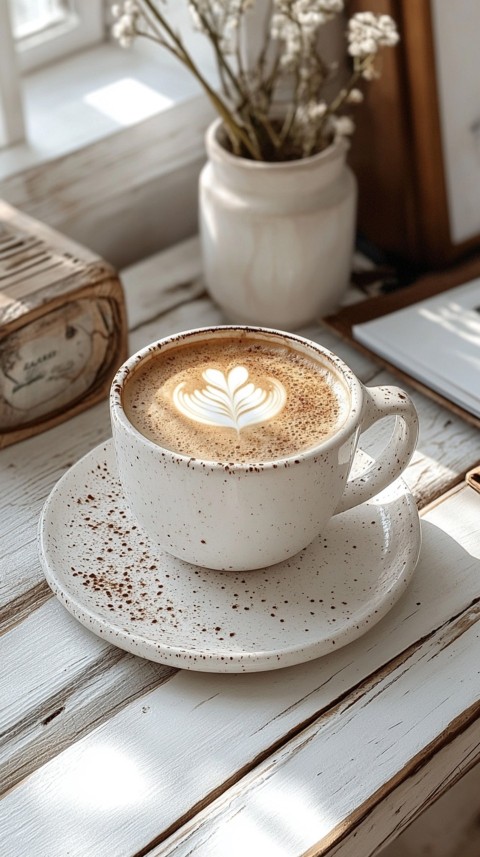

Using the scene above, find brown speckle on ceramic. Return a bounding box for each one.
[38,440,421,674]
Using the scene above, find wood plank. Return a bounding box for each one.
[0,98,212,232]
[1,486,479,857]
[0,598,173,795]
[380,762,480,857]
[0,400,111,613]
[149,607,480,857]
[1,599,114,737]
[0,92,214,270]
[120,236,204,331]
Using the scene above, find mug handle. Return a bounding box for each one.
[335,386,419,515]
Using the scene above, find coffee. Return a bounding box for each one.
[122,333,349,463]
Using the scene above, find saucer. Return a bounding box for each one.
[38,440,421,673]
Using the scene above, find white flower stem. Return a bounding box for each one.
[141,0,262,159]
[328,68,362,115]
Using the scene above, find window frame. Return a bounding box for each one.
[0,0,25,148]
[12,0,105,74]
[0,0,105,148]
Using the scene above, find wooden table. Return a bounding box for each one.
[2,238,480,857]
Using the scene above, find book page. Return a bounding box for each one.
[353,279,480,417]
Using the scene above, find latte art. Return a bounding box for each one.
[173,366,287,432]
[122,334,350,462]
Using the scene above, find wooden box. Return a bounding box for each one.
[0,201,128,448]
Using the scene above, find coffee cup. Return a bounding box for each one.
[110,326,418,571]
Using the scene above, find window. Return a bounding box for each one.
[9,0,104,73]
[0,1,215,265]
[0,0,104,147]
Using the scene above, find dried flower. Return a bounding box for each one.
[111,1,399,161]
[333,115,355,137]
[348,12,399,79]
[111,1,140,47]
[271,0,345,68]
[347,88,364,104]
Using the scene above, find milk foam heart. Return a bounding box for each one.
[172,366,287,432]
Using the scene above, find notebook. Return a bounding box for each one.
[352,278,480,418]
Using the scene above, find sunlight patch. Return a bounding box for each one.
[84,78,172,125]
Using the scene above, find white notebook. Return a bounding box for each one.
[352,278,480,417]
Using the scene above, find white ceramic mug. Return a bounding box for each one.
[110,326,418,571]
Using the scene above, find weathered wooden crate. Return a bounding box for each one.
[0,200,128,448]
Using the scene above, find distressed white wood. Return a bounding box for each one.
[0,598,114,737]
[322,729,480,857]
[148,608,480,857]
[381,763,480,857]
[0,597,172,795]
[1,487,480,856]
[121,236,204,330]
[0,402,110,612]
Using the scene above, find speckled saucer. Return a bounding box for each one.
[38,440,421,673]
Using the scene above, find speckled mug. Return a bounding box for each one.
[110,326,418,571]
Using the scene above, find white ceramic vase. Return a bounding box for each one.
[199,119,357,330]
